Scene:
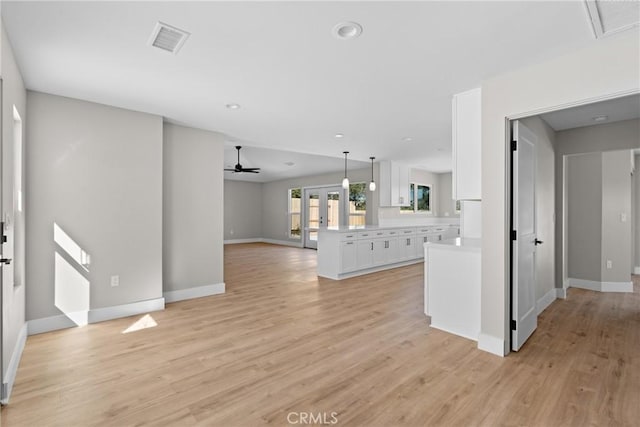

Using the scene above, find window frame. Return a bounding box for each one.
[400,182,432,214]
[288,188,302,239]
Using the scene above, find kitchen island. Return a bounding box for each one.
[317,224,459,280]
[424,237,481,341]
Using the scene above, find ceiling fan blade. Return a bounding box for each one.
[241,167,261,171]
[244,170,260,173]
[224,168,238,172]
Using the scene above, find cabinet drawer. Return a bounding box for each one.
[341,233,358,241]
[357,231,373,239]
[400,228,416,235]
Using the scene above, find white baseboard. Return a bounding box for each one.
[28,313,79,335]
[634,266,640,275]
[164,282,225,303]
[555,287,567,299]
[224,238,262,244]
[88,297,165,324]
[602,281,633,292]
[536,288,557,315]
[1,323,28,404]
[224,238,304,248]
[477,333,505,357]
[568,278,633,293]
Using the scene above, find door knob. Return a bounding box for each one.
[0,258,11,265]
[534,239,543,245]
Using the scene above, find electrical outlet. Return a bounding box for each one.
[621,213,627,222]
[230,229,234,235]
[606,260,612,269]
[110,275,119,287]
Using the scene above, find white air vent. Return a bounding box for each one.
[584,0,640,39]
[148,22,190,54]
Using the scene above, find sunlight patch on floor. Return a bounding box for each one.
[122,314,157,334]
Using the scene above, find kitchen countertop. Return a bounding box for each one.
[425,237,482,251]
[321,224,460,232]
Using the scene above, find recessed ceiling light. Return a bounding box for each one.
[403,137,413,142]
[226,103,241,110]
[333,22,363,40]
[335,133,344,138]
[284,162,295,166]
[593,115,608,122]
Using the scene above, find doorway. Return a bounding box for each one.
[303,186,343,249]
[508,93,639,352]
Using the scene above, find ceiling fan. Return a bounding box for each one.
[224,146,261,174]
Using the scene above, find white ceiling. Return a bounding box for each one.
[223,143,369,183]
[539,94,640,131]
[3,1,601,173]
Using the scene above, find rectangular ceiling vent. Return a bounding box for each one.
[148,21,190,54]
[584,0,640,39]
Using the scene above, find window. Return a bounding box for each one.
[288,188,301,238]
[456,200,461,213]
[401,183,431,213]
[348,183,367,226]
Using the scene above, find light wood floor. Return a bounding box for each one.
[2,243,639,426]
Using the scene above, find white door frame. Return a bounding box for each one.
[504,88,639,354]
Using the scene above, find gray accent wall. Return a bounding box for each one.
[566,153,602,282]
[636,154,640,271]
[437,172,458,218]
[601,150,632,282]
[555,119,640,286]
[224,180,263,241]
[565,150,634,283]
[163,123,225,292]
[26,91,163,320]
[520,116,556,301]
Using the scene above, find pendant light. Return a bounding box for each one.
[342,151,350,189]
[369,156,376,191]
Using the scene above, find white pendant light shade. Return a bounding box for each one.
[342,151,350,189]
[369,156,376,192]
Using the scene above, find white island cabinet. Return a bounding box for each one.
[318,225,459,280]
[424,238,481,341]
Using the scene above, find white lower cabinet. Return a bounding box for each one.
[356,240,374,269]
[340,240,357,272]
[317,224,460,280]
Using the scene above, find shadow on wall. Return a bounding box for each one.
[53,222,90,326]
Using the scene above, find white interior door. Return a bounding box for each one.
[511,120,538,351]
[303,186,342,249]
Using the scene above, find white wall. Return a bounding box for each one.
[163,123,225,293]
[261,167,378,243]
[1,21,27,402]
[26,92,163,321]
[224,180,263,241]
[566,153,602,282]
[520,116,556,302]
[481,30,639,355]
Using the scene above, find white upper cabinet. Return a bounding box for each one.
[379,160,410,206]
[452,87,482,200]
